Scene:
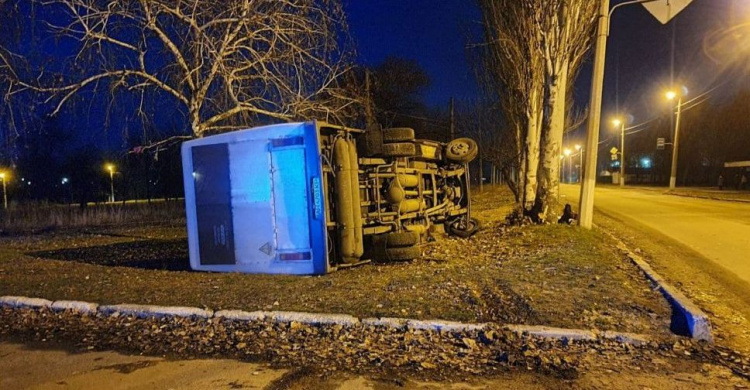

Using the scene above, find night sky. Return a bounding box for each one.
[345,0,482,107]
[346,0,749,142]
[3,0,748,151]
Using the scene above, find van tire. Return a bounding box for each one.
[382,142,416,158]
[448,217,480,238]
[384,246,421,262]
[384,231,419,247]
[383,128,415,143]
[445,138,479,163]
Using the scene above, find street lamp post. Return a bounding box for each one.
[613,118,626,187]
[106,164,115,203]
[564,148,572,183]
[578,0,611,229]
[560,154,567,181]
[0,172,6,210]
[579,0,667,229]
[666,91,683,189]
[61,177,72,205]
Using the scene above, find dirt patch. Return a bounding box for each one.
[265,367,320,390]
[29,239,190,271]
[93,360,159,374]
[0,186,670,335]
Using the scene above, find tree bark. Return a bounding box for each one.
[538,60,569,223]
[522,90,543,214]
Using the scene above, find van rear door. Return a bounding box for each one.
[183,122,328,274]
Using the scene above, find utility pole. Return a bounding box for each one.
[669,95,683,189]
[364,70,375,127]
[561,156,566,183]
[619,120,625,187]
[449,97,455,141]
[478,129,483,192]
[578,0,678,228]
[579,150,583,183]
[578,0,610,229]
[106,164,116,203]
[0,173,7,210]
[110,169,115,203]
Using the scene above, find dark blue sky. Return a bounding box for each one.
[4,0,748,153]
[345,0,482,107]
[345,0,749,124]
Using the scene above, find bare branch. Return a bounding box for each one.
[1,0,360,139]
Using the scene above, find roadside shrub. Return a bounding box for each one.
[0,200,185,233]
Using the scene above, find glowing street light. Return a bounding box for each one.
[0,171,7,210]
[105,164,116,203]
[61,177,72,205]
[612,117,626,187]
[666,89,684,189]
[575,145,583,183]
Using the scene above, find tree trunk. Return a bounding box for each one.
[190,100,203,138]
[522,90,543,215]
[537,61,569,223]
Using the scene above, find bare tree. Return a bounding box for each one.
[478,0,595,221]
[536,0,597,222]
[454,99,505,189]
[479,0,546,214]
[0,0,358,138]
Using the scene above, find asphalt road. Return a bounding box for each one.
[3,341,740,390]
[560,184,750,285]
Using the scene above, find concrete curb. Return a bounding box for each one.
[361,317,408,329]
[214,310,268,322]
[0,296,53,309]
[665,192,750,204]
[506,325,596,341]
[0,295,651,346]
[598,228,714,343]
[406,319,488,332]
[50,300,99,314]
[98,304,214,319]
[268,311,360,327]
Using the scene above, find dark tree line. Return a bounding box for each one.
[615,90,750,187]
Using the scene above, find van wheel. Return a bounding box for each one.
[448,217,480,238]
[445,138,478,163]
[384,231,419,247]
[383,246,421,262]
[383,127,415,143]
[382,142,416,158]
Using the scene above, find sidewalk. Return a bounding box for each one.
[597,184,750,203]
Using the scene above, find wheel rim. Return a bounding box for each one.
[449,142,470,156]
[452,219,476,232]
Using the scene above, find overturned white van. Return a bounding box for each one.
[182,121,478,275]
